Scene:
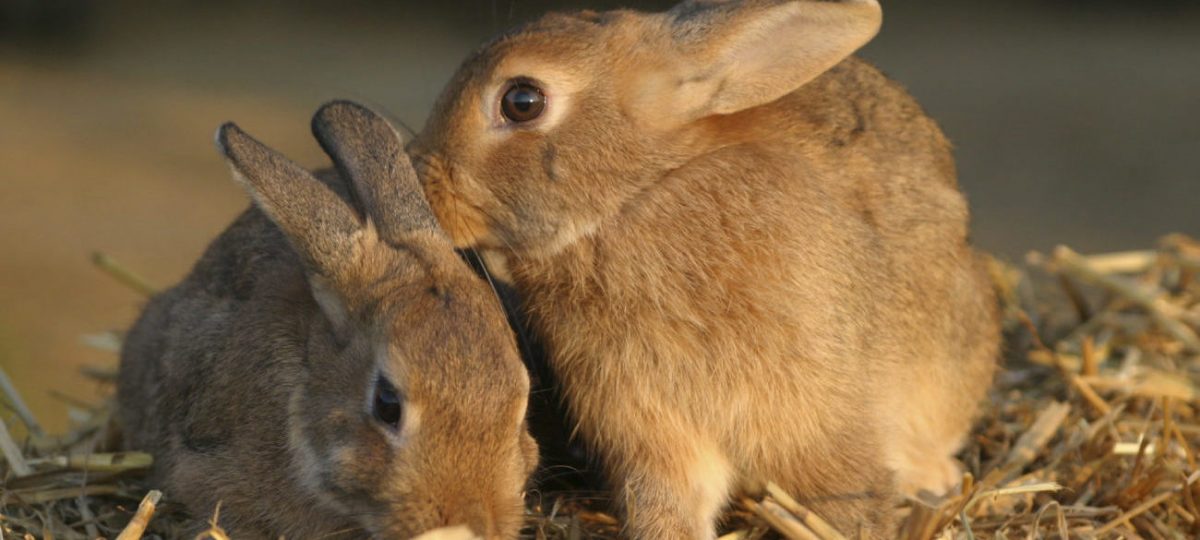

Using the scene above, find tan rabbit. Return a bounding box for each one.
[117,101,537,539]
[407,0,999,538]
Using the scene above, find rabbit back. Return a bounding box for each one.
[118,206,349,538]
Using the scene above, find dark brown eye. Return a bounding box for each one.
[372,375,402,430]
[501,82,546,123]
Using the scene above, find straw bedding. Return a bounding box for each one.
[2,235,1198,539]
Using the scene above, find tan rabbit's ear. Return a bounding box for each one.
[655,0,881,120]
[310,100,444,247]
[215,123,362,328]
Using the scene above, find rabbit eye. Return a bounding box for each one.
[372,376,402,429]
[501,82,546,123]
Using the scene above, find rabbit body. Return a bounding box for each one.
[120,199,349,539]
[409,1,999,538]
[119,103,536,539]
[503,58,997,537]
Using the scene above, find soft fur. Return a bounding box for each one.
[408,1,999,538]
[118,101,536,539]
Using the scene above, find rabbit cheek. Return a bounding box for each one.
[286,415,364,518]
[468,142,595,255]
[322,435,429,535]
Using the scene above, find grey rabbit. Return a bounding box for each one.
[118,101,537,539]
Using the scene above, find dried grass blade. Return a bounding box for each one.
[1052,245,1200,352]
[27,452,153,473]
[0,365,43,435]
[1094,490,1175,536]
[115,490,162,540]
[0,416,33,477]
[1081,250,1158,274]
[91,252,157,298]
[744,498,821,540]
[997,401,1071,478]
[763,483,847,540]
[1069,372,1113,415]
[13,484,120,504]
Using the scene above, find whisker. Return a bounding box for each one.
[315,525,372,540]
[477,206,525,265]
[474,250,505,305]
[438,178,550,437]
[392,118,417,139]
[454,195,504,302]
[450,196,545,379]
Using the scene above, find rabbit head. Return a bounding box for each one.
[409,0,882,257]
[216,101,536,539]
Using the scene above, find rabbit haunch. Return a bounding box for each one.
[118,101,536,540]
[409,1,999,539]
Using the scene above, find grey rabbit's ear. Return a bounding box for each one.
[215,123,361,329]
[216,123,363,270]
[641,0,881,123]
[311,100,444,247]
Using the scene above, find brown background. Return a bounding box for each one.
[2,0,1198,431]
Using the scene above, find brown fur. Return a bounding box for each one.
[118,101,536,539]
[409,1,999,539]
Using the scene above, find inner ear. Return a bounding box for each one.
[308,273,352,341]
[661,0,882,121]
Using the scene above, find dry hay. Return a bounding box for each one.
[3,235,1199,539]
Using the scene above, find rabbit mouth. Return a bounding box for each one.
[428,183,494,250]
[411,154,498,250]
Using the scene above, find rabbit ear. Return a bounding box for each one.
[216,123,363,329]
[216,123,364,270]
[661,0,881,119]
[311,100,444,247]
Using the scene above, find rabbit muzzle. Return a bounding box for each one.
[408,151,498,250]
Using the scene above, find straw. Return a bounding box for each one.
[4,236,1200,540]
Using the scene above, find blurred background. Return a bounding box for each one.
[1,0,1198,431]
